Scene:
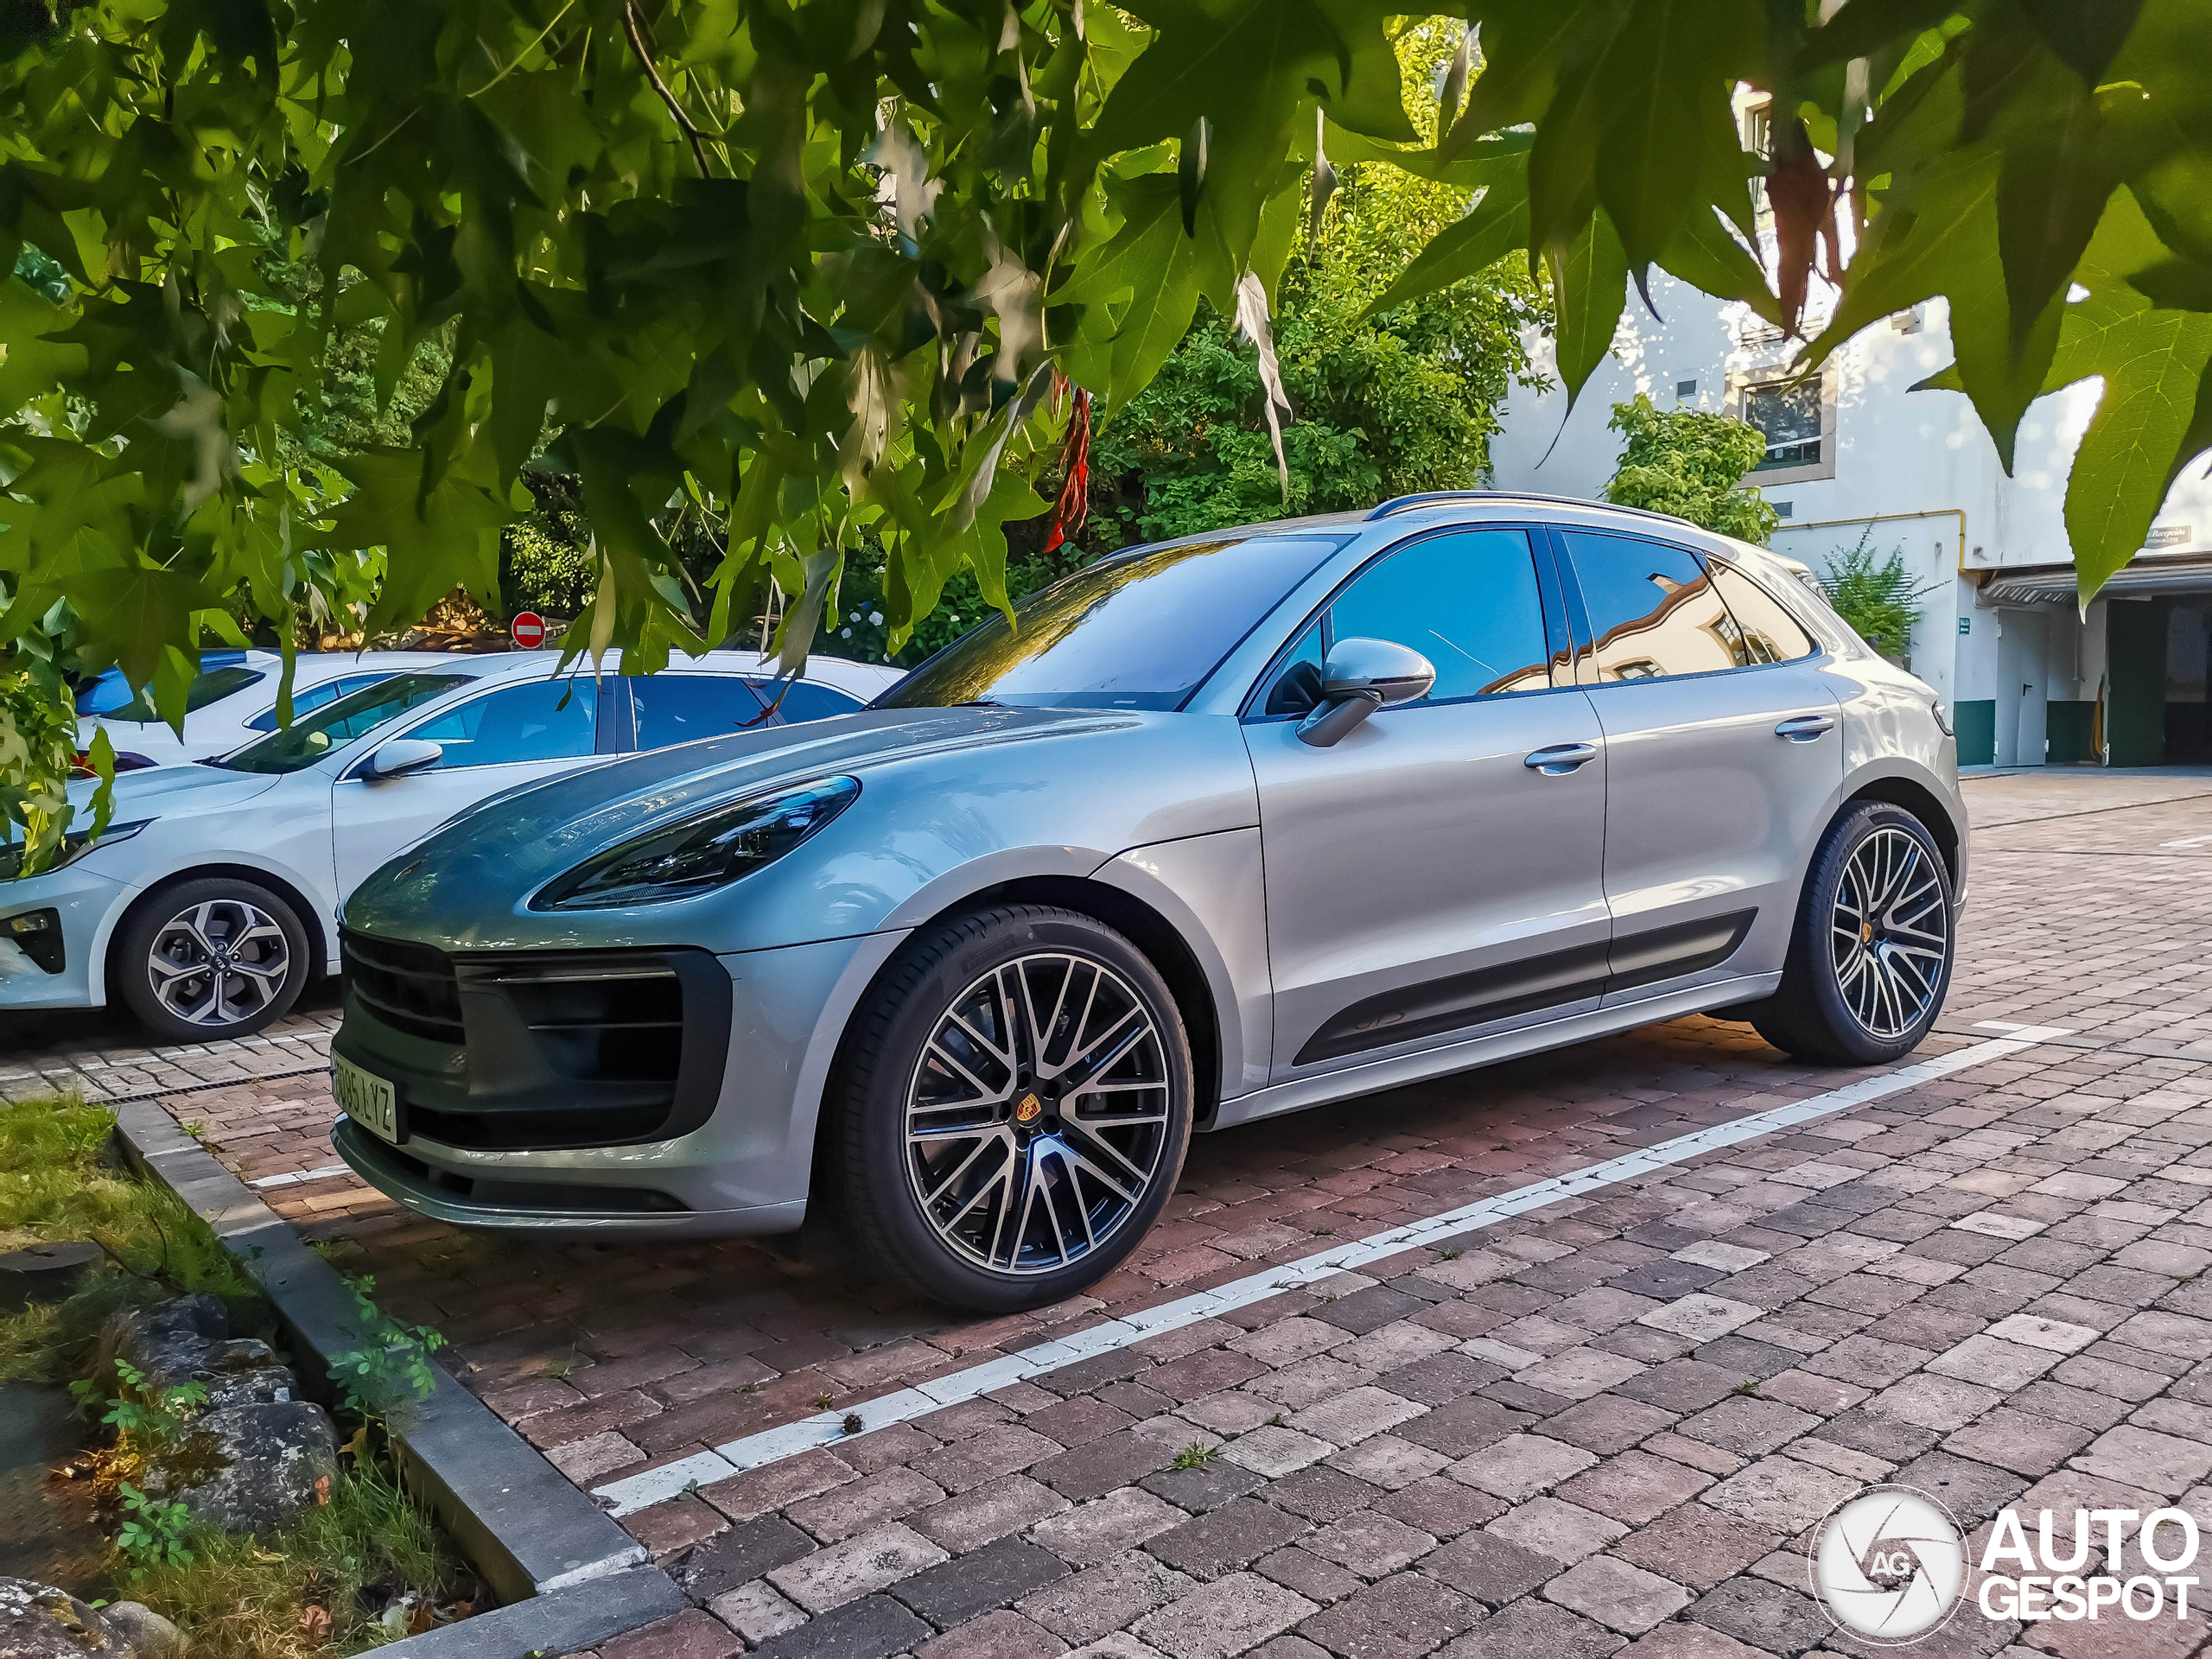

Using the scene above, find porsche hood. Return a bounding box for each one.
[340,704,1258,953]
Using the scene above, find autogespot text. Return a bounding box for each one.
[1977,1507,2202,1623]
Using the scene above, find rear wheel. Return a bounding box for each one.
[829,905,1194,1313]
[114,877,310,1042]
[1751,802,1955,1065]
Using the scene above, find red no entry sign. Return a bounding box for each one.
[510,612,547,649]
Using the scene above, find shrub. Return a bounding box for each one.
[1819,527,1943,657]
[1604,395,1780,545]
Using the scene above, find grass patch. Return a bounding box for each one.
[127,1457,472,1657]
[2,1096,474,1652]
[1169,1441,1217,1471]
[0,1096,264,1384]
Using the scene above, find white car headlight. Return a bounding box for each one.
[531,779,860,912]
[0,819,151,882]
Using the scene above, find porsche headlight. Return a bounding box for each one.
[531,779,860,911]
[0,819,150,882]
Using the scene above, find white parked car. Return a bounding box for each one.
[75,648,467,769]
[4,651,902,1040]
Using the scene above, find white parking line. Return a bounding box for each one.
[589,1021,2071,1517]
[249,1162,352,1189]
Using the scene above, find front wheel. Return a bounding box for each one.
[114,877,311,1042]
[828,905,1194,1313]
[1751,802,1956,1065]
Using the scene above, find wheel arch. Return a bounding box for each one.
[1840,772,1961,887]
[836,873,1229,1133]
[105,863,334,1001]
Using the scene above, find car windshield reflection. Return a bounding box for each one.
[215,673,473,774]
[876,535,1346,712]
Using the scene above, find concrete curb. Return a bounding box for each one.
[109,1099,682,1653]
[370,1567,689,1657]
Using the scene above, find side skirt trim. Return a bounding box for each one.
[1293,908,1756,1066]
[1224,969,1781,1130]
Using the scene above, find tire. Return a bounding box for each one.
[829,904,1195,1313]
[1751,801,1956,1065]
[114,876,311,1042]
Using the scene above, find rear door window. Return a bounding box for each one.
[627,675,768,750]
[1560,531,1742,683]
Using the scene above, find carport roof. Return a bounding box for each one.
[1978,550,2212,605]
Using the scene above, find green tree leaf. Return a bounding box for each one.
[1547,210,1630,409]
[2042,189,2212,599]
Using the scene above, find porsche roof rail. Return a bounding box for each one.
[1363,491,1694,528]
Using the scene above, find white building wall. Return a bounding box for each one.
[1488,270,2212,753]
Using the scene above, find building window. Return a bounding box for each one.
[1740,100,1771,158]
[1745,379,1823,470]
[1675,378,1698,400]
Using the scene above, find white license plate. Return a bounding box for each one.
[334,1056,398,1144]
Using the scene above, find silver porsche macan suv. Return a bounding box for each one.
[331,493,1965,1313]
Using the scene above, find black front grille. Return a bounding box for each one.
[492,965,685,1084]
[335,936,734,1154]
[341,929,464,1043]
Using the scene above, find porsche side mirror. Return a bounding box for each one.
[360,738,445,779]
[1295,638,1436,747]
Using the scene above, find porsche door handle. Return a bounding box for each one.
[1775,714,1836,742]
[1524,742,1598,775]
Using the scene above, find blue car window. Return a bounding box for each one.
[73,668,134,716]
[628,675,766,749]
[409,679,599,768]
[763,680,864,723]
[243,672,392,732]
[1326,529,1552,703]
[83,665,265,722]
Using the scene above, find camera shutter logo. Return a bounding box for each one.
[1810,1486,1967,1643]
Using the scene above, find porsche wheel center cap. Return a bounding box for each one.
[1014,1092,1045,1127]
[1860,921,1875,945]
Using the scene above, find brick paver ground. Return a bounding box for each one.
[11,767,2212,1656]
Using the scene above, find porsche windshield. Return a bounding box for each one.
[216,673,473,774]
[877,535,1346,711]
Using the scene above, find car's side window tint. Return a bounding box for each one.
[1326,529,1551,704]
[628,675,766,750]
[1255,620,1325,717]
[764,681,865,723]
[244,674,386,733]
[1560,531,1742,683]
[407,681,598,769]
[1707,562,1817,664]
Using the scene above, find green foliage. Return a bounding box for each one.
[128,1458,465,1658]
[70,1359,210,1446]
[329,1274,448,1421]
[3,0,2212,841]
[1604,396,1781,545]
[1819,528,1944,656]
[830,538,1091,667]
[1094,22,1546,542]
[116,1482,196,1579]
